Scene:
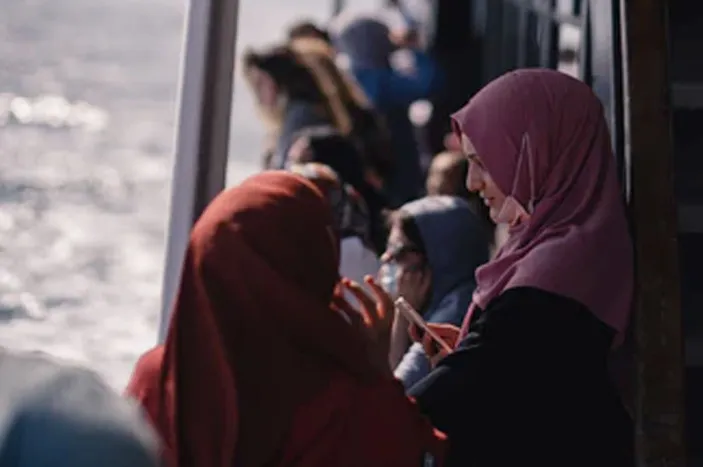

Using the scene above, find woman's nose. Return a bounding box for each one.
[466,163,483,192]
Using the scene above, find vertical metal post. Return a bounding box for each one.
[589,0,625,191]
[158,0,240,341]
[517,2,528,67]
[484,0,505,81]
[539,0,558,68]
[332,0,345,17]
[621,0,686,464]
[578,0,591,86]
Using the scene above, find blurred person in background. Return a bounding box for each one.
[380,196,489,388]
[288,36,395,192]
[125,172,446,467]
[390,0,480,155]
[287,126,388,254]
[288,162,380,300]
[426,150,495,253]
[287,20,331,45]
[329,11,440,207]
[243,45,340,169]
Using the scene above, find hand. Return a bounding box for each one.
[409,323,460,368]
[397,267,431,312]
[331,276,395,377]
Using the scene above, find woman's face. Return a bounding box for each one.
[382,224,424,268]
[380,222,430,306]
[247,66,279,110]
[462,133,507,224]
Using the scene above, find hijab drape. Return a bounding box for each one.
[452,69,633,342]
[126,171,444,467]
[131,172,375,466]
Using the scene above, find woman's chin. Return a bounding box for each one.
[488,208,502,225]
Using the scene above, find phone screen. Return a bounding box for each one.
[394,297,453,353]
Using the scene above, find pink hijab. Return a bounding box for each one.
[452,69,633,343]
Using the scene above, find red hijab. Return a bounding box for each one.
[127,171,444,467]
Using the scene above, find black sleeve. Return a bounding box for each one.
[406,330,486,430]
[406,287,618,467]
[406,325,491,467]
[407,287,608,424]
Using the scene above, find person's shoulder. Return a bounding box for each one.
[0,348,110,401]
[484,287,608,341]
[0,348,160,467]
[491,286,586,312]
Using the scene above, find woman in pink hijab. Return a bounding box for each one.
[406,69,635,466]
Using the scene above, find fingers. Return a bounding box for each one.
[420,327,455,358]
[332,281,345,300]
[341,279,377,326]
[331,293,357,317]
[330,293,365,329]
[362,276,394,321]
[408,323,424,343]
[421,332,439,358]
[427,323,461,349]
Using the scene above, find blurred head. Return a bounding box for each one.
[383,211,427,270]
[382,196,489,312]
[289,162,372,246]
[426,151,469,198]
[287,126,388,252]
[243,45,326,120]
[330,13,395,69]
[427,151,494,245]
[382,210,429,305]
[287,126,366,190]
[287,20,331,44]
[0,352,159,467]
[287,40,372,136]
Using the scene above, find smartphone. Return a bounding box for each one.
[394,297,453,354]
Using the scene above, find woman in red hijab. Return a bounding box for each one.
[125,171,445,467]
